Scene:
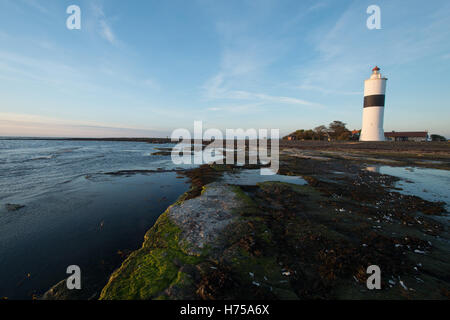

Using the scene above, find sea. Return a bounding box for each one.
[0,139,193,299]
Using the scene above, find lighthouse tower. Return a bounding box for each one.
[360,66,387,141]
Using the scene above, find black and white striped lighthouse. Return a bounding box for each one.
[360,66,387,141]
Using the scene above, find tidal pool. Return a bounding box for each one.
[375,166,450,211]
[221,168,307,186]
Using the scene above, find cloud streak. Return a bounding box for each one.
[92,3,118,45]
[297,1,450,95]
[100,20,116,44]
[19,0,50,15]
[202,5,321,109]
[203,72,320,107]
[0,112,167,138]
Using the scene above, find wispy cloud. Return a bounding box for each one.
[280,1,329,33]
[19,0,50,15]
[206,103,262,113]
[203,76,321,110]
[297,1,450,95]
[0,50,81,86]
[298,84,362,96]
[98,60,161,91]
[92,4,118,45]
[142,78,161,91]
[230,91,319,106]
[203,72,319,107]
[100,20,116,44]
[0,112,167,138]
[308,1,328,12]
[201,3,321,109]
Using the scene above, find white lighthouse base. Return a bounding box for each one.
[360,106,385,141]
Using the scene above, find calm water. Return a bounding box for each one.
[365,165,450,211]
[0,139,191,299]
[378,166,450,211]
[221,168,307,186]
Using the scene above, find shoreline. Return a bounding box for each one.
[21,141,448,299]
[0,137,174,144]
[97,145,450,300]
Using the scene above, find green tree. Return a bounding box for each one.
[328,121,351,141]
[314,125,327,141]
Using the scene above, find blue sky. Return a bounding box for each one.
[0,0,449,137]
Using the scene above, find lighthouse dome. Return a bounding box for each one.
[370,66,382,79]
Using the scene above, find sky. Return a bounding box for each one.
[0,0,449,138]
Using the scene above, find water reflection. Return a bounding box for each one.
[366,165,450,210]
[221,169,307,186]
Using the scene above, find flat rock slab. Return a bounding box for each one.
[281,149,331,161]
[168,182,242,255]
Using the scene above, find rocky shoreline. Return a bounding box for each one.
[96,144,450,300]
[40,142,450,300]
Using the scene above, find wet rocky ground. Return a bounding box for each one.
[99,143,450,300]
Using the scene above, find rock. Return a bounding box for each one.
[167,182,243,255]
[5,203,25,212]
[40,279,75,300]
[40,278,99,300]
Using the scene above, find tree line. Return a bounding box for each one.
[283,121,355,141]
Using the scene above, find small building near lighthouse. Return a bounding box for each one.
[384,131,428,142]
[360,66,387,141]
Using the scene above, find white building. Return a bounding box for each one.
[384,131,428,142]
[360,66,387,141]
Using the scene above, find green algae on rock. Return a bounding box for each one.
[100,211,202,300]
[100,175,450,299]
[99,183,245,300]
[100,147,450,300]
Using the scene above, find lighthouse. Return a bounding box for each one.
[360,66,387,141]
